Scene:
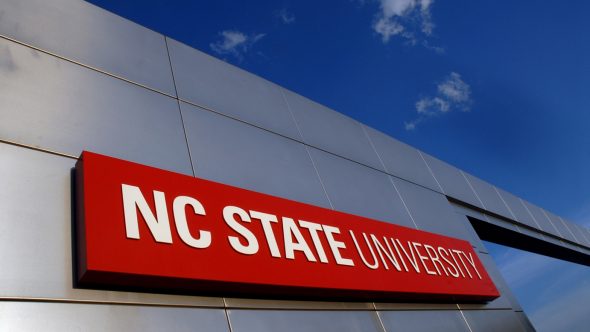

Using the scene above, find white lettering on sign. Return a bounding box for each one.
[120,184,482,279]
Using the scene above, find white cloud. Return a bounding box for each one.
[276,8,295,24]
[210,30,266,60]
[372,0,436,44]
[405,72,472,130]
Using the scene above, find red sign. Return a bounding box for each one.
[75,151,499,301]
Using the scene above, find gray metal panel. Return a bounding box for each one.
[307,147,415,228]
[228,310,383,332]
[181,102,331,209]
[495,188,540,229]
[462,310,526,332]
[458,253,514,310]
[391,177,484,250]
[0,0,175,95]
[559,217,585,246]
[364,125,440,191]
[224,298,373,310]
[378,310,470,332]
[374,302,458,310]
[483,214,520,233]
[420,153,483,208]
[0,301,229,332]
[167,38,300,140]
[515,311,536,332]
[545,211,578,243]
[571,222,590,247]
[463,174,513,219]
[283,88,383,170]
[0,38,192,175]
[456,212,489,253]
[521,200,559,236]
[0,143,222,307]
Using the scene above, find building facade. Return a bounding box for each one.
[1,0,589,331]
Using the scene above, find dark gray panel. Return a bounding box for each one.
[0,38,192,175]
[496,188,540,229]
[571,223,590,247]
[224,298,372,310]
[420,153,483,208]
[515,311,537,332]
[544,211,578,243]
[374,303,458,310]
[559,217,585,246]
[463,174,513,219]
[364,126,440,191]
[391,177,484,249]
[228,310,383,332]
[283,89,383,170]
[0,301,228,332]
[378,310,470,332]
[0,143,222,307]
[167,38,300,140]
[308,147,415,228]
[462,310,526,332]
[483,214,519,232]
[181,103,331,209]
[0,0,175,95]
[458,253,514,310]
[521,200,559,236]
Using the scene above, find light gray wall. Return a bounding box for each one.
[1,0,587,330]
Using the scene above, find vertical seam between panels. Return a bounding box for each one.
[279,88,334,210]
[457,306,474,332]
[418,151,445,194]
[164,36,196,177]
[389,178,419,229]
[540,209,563,237]
[461,172,486,209]
[360,124,388,174]
[558,217,579,243]
[222,298,235,332]
[372,303,388,332]
[361,125,418,229]
[520,199,544,231]
[493,187,517,221]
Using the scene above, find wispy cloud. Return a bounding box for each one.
[372,0,436,44]
[210,30,266,61]
[405,72,472,130]
[275,8,295,24]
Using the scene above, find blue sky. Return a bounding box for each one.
[89,0,590,329]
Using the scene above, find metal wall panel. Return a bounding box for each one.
[571,223,590,247]
[307,147,415,228]
[521,200,560,236]
[0,143,222,307]
[559,217,586,247]
[420,153,483,208]
[458,253,515,310]
[0,38,192,175]
[463,174,513,219]
[544,211,578,243]
[391,177,485,250]
[224,298,373,310]
[462,310,526,332]
[0,301,229,332]
[0,0,175,95]
[167,38,301,140]
[282,89,383,170]
[515,311,537,332]
[228,310,384,332]
[364,125,441,192]
[181,102,331,209]
[378,310,470,332]
[496,188,540,229]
